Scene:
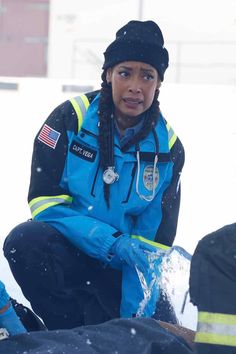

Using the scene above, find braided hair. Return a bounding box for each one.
[98,70,161,208]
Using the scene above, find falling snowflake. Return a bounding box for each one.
[130,328,136,335]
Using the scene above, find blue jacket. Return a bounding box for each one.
[29,91,184,265]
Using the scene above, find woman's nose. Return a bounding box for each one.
[128,79,142,93]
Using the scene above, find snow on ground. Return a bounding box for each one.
[0,77,236,330]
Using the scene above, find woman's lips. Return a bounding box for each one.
[123,97,142,108]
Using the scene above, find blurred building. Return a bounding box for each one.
[0,0,236,85]
[0,0,49,77]
[48,0,236,85]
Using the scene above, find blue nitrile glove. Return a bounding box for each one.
[110,234,161,273]
[108,253,123,270]
[120,240,169,318]
[0,280,27,336]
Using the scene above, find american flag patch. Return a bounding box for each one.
[38,124,61,149]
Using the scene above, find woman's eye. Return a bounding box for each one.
[119,71,129,78]
[144,73,154,80]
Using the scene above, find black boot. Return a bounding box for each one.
[10,298,47,332]
[189,223,236,354]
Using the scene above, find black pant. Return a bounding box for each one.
[3,220,122,330]
[4,220,178,330]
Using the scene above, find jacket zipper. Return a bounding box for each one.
[122,162,137,204]
[90,161,101,197]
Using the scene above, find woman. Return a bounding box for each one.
[4,20,185,330]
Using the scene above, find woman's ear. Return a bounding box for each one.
[106,68,112,84]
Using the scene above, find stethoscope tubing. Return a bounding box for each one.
[103,116,159,201]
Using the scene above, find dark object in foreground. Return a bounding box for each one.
[0,317,194,354]
[190,223,236,354]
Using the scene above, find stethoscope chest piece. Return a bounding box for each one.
[103,166,119,184]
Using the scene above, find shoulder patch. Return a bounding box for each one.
[38,124,61,149]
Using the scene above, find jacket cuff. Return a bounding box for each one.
[101,235,120,263]
[0,281,10,309]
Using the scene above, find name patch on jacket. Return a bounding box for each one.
[70,141,97,162]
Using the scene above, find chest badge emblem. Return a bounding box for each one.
[143,165,159,191]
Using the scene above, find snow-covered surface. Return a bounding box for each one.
[0,78,236,330]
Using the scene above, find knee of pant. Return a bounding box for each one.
[3,220,76,269]
[4,221,30,258]
[3,220,52,260]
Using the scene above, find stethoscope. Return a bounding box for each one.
[102,115,159,202]
[102,114,120,184]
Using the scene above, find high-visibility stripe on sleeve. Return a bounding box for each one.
[195,311,236,347]
[166,122,177,149]
[29,195,73,218]
[198,312,236,325]
[69,94,90,132]
[131,235,170,251]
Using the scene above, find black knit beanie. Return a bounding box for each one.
[103,20,169,81]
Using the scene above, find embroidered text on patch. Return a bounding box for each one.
[38,124,61,149]
[69,140,97,162]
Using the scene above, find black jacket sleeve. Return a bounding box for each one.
[155,137,185,246]
[28,100,77,202]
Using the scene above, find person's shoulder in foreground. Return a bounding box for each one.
[0,316,195,354]
[190,222,236,354]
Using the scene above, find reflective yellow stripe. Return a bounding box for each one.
[166,122,177,149]
[198,312,236,325]
[195,332,236,347]
[195,311,236,347]
[29,195,72,218]
[69,94,90,132]
[131,235,170,250]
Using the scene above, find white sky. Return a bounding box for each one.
[48,0,236,83]
[53,0,236,40]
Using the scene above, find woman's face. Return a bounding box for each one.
[106,61,161,122]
